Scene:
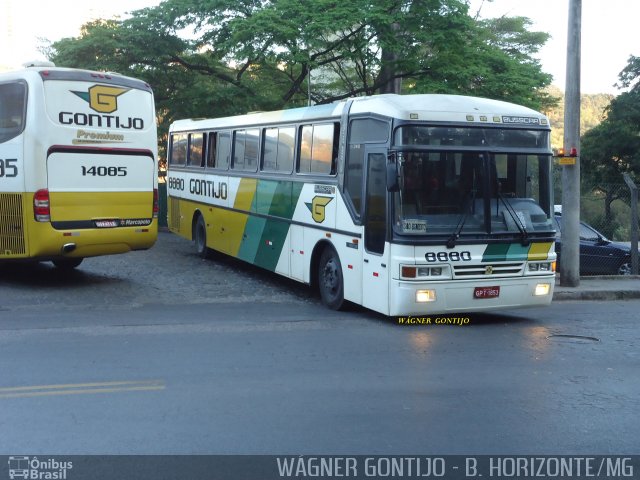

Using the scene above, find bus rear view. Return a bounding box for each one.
[0,64,158,268]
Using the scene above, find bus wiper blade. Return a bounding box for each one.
[497,192,529,246]
[446,189,476,249]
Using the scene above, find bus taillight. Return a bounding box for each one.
[33,189,51,222]
[153,188,159,218]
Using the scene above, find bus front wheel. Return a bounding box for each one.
[194,215,209,258]
[318,248,345,310]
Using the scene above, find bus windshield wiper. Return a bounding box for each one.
[446,189,476,249]
[497,192,529,246]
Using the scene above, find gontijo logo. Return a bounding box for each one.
[72,85,129,114]
[59,84,144,130]
[305,196,333,223]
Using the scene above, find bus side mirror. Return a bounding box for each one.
[386,152,400,192]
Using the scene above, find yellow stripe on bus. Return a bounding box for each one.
[49,191,153,221]
[227,178,257,256]
[527,241,553,261]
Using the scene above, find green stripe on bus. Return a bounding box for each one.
[506,243,530,261]
[238,216,267,263]
[255,218,291,271]
[482,242,553,262]
[482,243,510,262]
[255,181,304,271]
[256,180,279,215]
[236,180,305,271]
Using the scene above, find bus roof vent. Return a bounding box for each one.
[23,60,56,68]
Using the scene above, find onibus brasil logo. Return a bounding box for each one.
[72,85,130,114]
[8,456,73,479]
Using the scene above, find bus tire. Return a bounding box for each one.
[194,214,209,258]
[52,257,83,269]
[318,247,345,310]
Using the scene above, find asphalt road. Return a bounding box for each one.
[0,233,638,455]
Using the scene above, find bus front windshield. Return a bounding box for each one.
[393,149,554,239]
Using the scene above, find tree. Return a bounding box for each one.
[47,0,556,139]
[580,56,640,237]
[543,86,613,149]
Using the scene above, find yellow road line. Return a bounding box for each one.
[0,380,165,399]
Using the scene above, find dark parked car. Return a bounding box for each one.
[554,215,635,275]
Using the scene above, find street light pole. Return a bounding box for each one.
[560,0,581,287]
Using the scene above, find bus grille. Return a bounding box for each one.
[169,197,181,231]
[0,193,26,255]
[453,262,524,278]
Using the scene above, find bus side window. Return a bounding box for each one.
[233,130,246,170]
[206,132,217,168]
[245,129,259,171]
[298,123,337,175]
[232,129,259,171]
[169,133,187,166]
[188,133,204,167]
[216,131,230,170]
[263,127,295,173]
[0,82,26,143]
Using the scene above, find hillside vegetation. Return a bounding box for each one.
[543,86,613,149]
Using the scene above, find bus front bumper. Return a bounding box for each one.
[389,275,555,317]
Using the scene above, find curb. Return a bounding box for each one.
[553,290,640,301]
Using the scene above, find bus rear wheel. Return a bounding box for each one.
[194,215,209,258]
[318,248,345,310]
[52,257,83,269]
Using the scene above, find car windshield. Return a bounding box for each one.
[392,150,554,239]
[555,216,609,241]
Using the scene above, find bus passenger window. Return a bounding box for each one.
[263,128,278,171]
[245,129,259,171]
[262,127,295,173]
[216,131,230,170]
[170,133,187,166]
[233,130,246,170]
[233,129,259,171]
[206,132,217,168]
[188,133,204,167]
[277,127,295,173]
[299,125,313,173]
[298,123,336,175]
[0,82,26,143]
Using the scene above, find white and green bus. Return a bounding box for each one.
[166,94,556,316]
[0,63,158,269]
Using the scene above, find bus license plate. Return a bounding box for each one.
[474,286,500,299]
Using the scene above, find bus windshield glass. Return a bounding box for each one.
[395,125,549,149]
[392,149,554,238]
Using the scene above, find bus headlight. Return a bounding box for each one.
[534,283,551,296]
[401,265,450,280]
[416,289,437,303]
[527,262,554,274]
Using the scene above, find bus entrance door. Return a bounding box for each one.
[362,149,390,315]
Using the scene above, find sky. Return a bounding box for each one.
[1,0,638,95]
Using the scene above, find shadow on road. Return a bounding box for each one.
[0,260,123,288]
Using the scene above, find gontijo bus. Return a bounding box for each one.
[0,63,158,269]
[166,94,556,316]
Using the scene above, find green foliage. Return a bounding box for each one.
[48,0,556,155]
[543,86,613,150]
[616,54,640,91]
[578,56,640,238]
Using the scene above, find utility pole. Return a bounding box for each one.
[560,0,581,287]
